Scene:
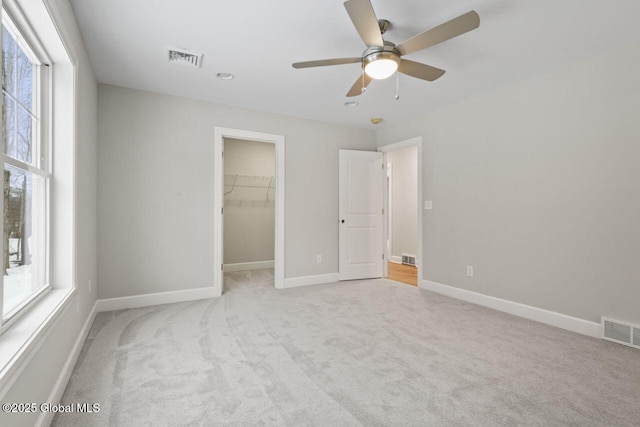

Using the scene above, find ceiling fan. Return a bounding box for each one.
[292,0,480,97]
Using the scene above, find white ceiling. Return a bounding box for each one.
[69,0,640,129]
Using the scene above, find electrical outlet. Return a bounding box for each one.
[466,266,473,277]
[316,254,322,263]
[424,201,433,210]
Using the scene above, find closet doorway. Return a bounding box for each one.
[213,128,285,296]
[223,138,275,288]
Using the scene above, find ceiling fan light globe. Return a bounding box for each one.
[365,59,398,79]
[363,51,401,80]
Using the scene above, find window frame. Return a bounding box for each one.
[0,5,52,334]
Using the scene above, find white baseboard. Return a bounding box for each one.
[420,280,601,338]
[281,273,340,289]
[96,286,217,312]
[224,260,274,272]
[36,301,98,427]
[389,256,402,264]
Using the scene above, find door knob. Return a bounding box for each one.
[341,219,345,223]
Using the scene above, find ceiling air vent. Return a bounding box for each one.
[168,48,203,68]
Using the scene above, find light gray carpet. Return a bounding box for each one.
[53,269,640,426]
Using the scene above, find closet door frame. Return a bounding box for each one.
[213,127,285,296]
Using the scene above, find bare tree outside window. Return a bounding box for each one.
[2,22,45,315]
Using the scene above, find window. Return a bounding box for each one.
[0,0,78,383]
[1,11,49,324]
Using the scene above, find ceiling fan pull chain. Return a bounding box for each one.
[395,71,400,100]
[361,60,366,93]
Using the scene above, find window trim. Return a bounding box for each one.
[0,0,80,399]
[0,3,53,334]
[0,283,50,330]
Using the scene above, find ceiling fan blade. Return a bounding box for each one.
[344,0,384,47]
[396,11,480,56]
[346,73,372,97]
[292,57,362,69]
[398,59,446,81]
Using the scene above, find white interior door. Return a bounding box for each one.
[339,149,384,280]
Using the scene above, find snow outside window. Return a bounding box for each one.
[1,11,50,326]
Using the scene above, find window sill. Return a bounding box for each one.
[0,287,76,399]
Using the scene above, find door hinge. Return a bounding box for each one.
[221,264,224,271]
[222,151,224,158]
[382,254,385,260]
[221,207,224,214]
[382,208,384,214]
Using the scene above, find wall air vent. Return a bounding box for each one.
[168,48,203,68]
[602,317,640,350]
[401,254,416,266]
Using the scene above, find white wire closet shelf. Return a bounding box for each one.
[224,174,275,200]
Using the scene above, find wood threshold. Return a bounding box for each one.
[387,262,417,286]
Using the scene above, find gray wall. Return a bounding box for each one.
[223,138,275,265]
[97,85,376,299]
[0,1,98,426]
[377,44,640,324]
[387,145,418,260]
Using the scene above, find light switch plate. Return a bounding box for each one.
[424,201,433,210]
